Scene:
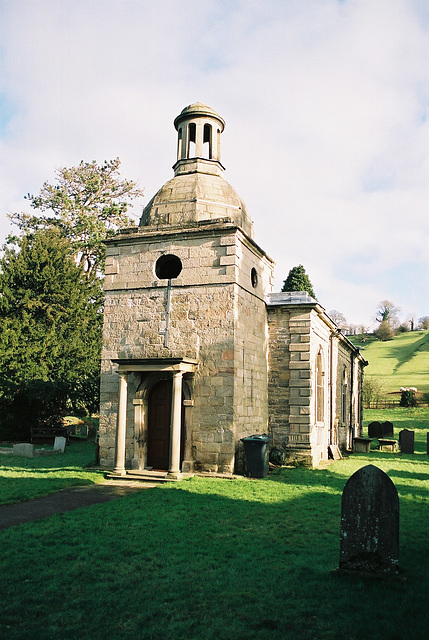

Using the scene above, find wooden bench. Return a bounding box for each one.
[30,427,69,445]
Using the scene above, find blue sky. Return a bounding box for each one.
[0,0,428,328]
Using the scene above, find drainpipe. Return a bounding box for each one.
[329,331,335,446]
[349,351,355,448]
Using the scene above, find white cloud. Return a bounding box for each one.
[0,0,428,326]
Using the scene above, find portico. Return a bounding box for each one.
[112,358,197,478]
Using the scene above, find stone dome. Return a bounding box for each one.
[139,103,254,238]
[174,102,225,131]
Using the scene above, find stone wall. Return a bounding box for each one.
[99,221,274,473]
[267,304,319,465]
[334,338,365,451]
[267,300,338,466]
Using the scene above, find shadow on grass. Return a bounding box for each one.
[2,471,429,640]
[386,332,429,373]
[0,475,102,506]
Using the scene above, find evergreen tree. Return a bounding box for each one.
[0,229,103,438]
[281,264,316,298]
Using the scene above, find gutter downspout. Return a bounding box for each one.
[329,331,335,446]
[349,351,355,449]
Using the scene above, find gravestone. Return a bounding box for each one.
[13,443,35,458]
[80,424,88,437]
[339,464,399,573]
[399,429,414,454]
[381,421,394,437]
[368,421,382,438]
[87,426,97,442]
[54,436,67,453]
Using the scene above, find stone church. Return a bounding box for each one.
[99,102,366,476]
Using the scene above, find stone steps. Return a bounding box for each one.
[104,470,194,483]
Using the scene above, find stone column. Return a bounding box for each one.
[114,373,128,475]
[167,371,183,478]
[195,122,204,157]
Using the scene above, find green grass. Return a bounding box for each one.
[0,439,105,505]
[364,407,429,452]
[2,409,429,639]
[359,330,429,395]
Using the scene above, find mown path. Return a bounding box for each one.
[0,481,155,530]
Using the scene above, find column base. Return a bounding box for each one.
[166,470,182,480]
[113,468,127,477]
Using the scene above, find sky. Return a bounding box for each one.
[0,0,428,329]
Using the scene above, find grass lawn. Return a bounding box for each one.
[1,408,429,639]
[0,439,105,505]
[360,330,429,395]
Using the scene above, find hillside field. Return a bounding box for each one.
[352,330,429,396]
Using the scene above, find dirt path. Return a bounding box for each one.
[0,481,156,530]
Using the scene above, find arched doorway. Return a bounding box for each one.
[147,379,186,470]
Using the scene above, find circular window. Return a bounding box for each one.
[251,267,258,288]
[155,254,183,280]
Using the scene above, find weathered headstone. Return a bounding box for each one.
[80,424,88,437]
[399,429,414,454]
[368,421,382,438]
[13,443,35,458]
[339,464,399,573]
[53,436,67,453]
[381,421,394,438]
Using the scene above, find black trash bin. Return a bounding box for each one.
[241,434,270,478]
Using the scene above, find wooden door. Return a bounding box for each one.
[147,379,172,470]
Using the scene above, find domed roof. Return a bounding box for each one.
[140,170,253,238]
[139,103,253,238]
[174,102,225,131]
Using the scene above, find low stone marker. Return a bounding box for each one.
[399,429,414,454]
[353,437,372,454]
[339,464,399,573]
[12,443,35,458]
[54,436,67,453]
[378,438,398,452]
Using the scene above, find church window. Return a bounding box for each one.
[251,267,258,288]
[188,123,196,157]
[316,348,325,423]
[155,254,183,280]
[341,368,348,424]
[203,123,212,159]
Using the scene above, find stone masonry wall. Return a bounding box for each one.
[268,304,332,467]
[99,222,274,473]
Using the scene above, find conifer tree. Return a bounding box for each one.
[0,229,103,438]
[9,158,143,276]
[281,264,316,299]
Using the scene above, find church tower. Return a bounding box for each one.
[99,103,274,476]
